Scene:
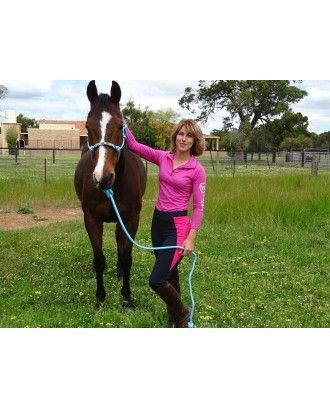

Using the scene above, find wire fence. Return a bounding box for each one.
[199,149,330,176]
[0,148,329,182]
[0,148,80,182]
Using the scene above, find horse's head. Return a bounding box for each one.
[86,80,124,190]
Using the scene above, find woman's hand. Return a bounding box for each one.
[181,237,195,256]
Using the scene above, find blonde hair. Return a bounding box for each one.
[170,119,205,157]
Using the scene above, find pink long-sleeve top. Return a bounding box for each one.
[125,128,206,230]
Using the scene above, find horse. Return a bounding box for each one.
[74,80,147,310]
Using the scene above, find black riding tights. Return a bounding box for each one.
[149,208,191,290]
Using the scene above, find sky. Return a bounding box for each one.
[1,79,330,135]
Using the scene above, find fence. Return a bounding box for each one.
[0,148,81,182]
[0,148,329,182]
[200,149,330,176]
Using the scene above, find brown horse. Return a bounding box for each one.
[74,80,147,309]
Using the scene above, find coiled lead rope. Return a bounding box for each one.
[103,188,197,328]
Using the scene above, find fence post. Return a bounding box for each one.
[311,154,318,176]
[209,150,216,174]
[53,149,55,164]
[301,150,305,167]
[44,158,47,182]
[272,151,276,163]
[266,151,271,171]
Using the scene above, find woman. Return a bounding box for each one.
[125,119,206,328]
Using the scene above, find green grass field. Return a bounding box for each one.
[0,159,329,328]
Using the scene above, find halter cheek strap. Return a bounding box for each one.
[87,125,127,157]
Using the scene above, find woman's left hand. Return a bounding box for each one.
[181,238,195,256]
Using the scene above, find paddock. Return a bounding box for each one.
[0,167,329,328]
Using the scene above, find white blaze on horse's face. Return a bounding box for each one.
[93,111,112,184]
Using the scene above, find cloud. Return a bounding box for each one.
[0,80,53,98]
[292,80,330,133]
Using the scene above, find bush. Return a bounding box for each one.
[5,127,18,153]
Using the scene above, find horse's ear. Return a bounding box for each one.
[87,80,98,104]
[110,81,121,104]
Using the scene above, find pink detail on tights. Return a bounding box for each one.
[170,216,191,271]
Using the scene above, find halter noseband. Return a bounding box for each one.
[87,124,127,156]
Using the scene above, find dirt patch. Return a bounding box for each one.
[0,208,83,231]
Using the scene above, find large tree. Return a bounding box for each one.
[179,80,307,146]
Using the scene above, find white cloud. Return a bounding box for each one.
[0,80,53,98]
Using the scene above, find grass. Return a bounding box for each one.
[0,163,329,328]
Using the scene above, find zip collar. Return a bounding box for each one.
[166,152,197,169]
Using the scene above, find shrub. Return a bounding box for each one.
[5,127,18,153]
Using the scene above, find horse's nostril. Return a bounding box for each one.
[99,173,115,189]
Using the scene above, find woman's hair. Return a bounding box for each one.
[170,119,205,157]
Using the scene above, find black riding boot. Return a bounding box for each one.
[167,279,181,327]
[154,281,190,328]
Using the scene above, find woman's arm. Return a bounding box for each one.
[125,127,163,165]
[182,165,206,256]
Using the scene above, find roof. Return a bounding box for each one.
[203,134,220,139]
[38,120,86,136]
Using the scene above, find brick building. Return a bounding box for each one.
[27,120,87,149]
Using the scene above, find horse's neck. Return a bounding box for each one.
[115,148,126,181]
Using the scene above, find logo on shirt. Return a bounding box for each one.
[199,182,206,194]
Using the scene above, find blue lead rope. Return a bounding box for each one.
[103,188,197,328]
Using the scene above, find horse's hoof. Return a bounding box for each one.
[122,300,135,312]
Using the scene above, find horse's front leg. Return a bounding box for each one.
[115,216,139,310]
[84,212,106,309]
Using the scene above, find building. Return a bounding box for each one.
[204,134,220,151]
[27,119,87,149]
[0,110,21,155]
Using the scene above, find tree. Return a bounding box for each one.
[220,131,241,153]
[5,126,18,154]
[148,108,179,149]
[250,126,273,152]
[254,110,310,150]
[179,80,307,147]
[0,85,8,100]
[16,113,39,133]
[317,131,330,149]
[122,100,158,147]
[280,135,313,150]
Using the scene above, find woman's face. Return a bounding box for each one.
[175,125,194,154]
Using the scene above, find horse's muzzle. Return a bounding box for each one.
[94,173,115,190]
